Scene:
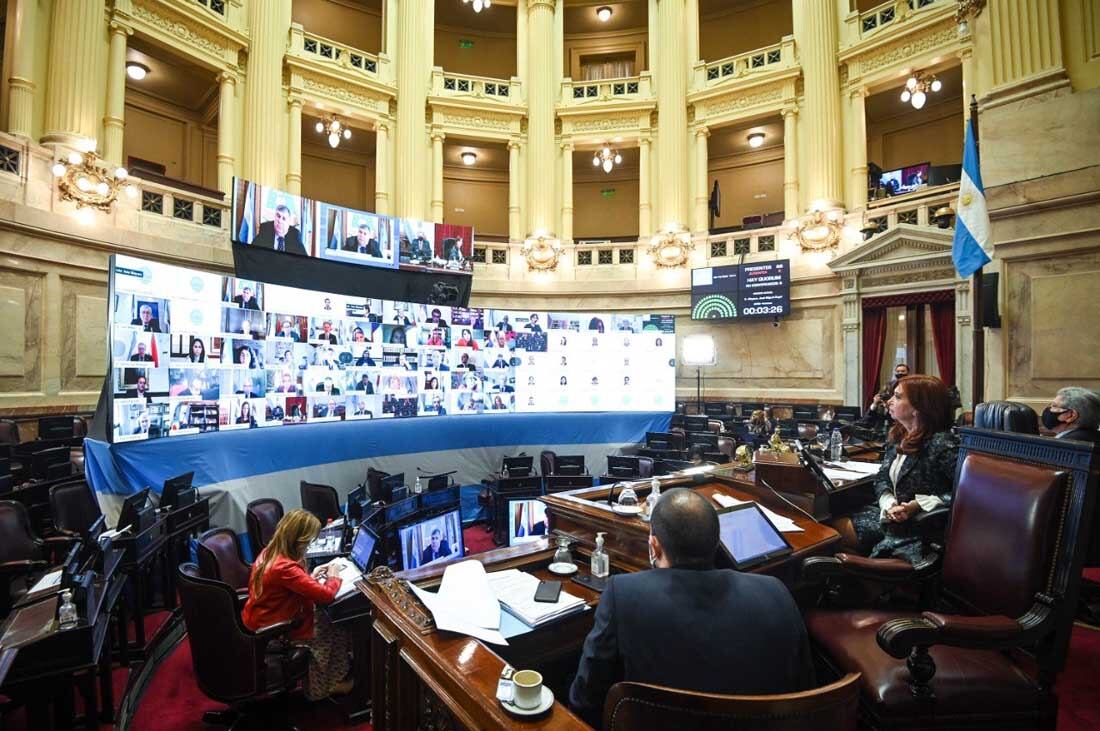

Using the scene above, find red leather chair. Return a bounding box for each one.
[197,528,252,594]
[245,498,284,556]
[801,429,1097,730]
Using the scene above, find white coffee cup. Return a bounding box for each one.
[512,669,543,710]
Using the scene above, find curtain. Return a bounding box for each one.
[862,307,888,410]
[930,301,956,387]
[582,59,635,81]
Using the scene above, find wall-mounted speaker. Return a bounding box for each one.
[981,272,1001,329]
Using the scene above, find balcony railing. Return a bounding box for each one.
[431,69,520,102]
[289,28,381,78]
[857,0,944,38]
[865,182,959,232]
[560,73,653,107]
[697,36,795,88]
[193,0,226,17]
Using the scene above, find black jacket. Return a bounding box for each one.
[568,568,813,726]
[873,430,960,508]
[344,236,381,257]
[1059,427,1100,445]
[251,221,306,256]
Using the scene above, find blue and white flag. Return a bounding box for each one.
[236,182,254,243]
[952,117,991,278]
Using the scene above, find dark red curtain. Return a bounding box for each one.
[862,307,888,410]
[930,301,956,387]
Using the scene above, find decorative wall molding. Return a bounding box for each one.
[129,0,245,67]
[299,75,390,114]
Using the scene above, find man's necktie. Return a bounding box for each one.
[276,236,284,252]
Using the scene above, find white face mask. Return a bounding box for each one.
[648,545,658,569]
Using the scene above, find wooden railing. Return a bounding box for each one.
[697,36,795,88]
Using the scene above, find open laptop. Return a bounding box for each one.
[330,523,377,599]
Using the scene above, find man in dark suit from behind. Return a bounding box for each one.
[250,204,306,255]
[344,222,381,257]
[568,488,814,727]
[1043,386,1100,444]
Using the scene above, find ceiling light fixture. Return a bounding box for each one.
[597,6,613,22]
[900,71,942,110]
[592,144,622,174]
[461,151,477,166]
[125,62,149,81]
[747,132,766,148]
[314,115,352,148]
[462,0,492,13]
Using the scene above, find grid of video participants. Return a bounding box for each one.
[231,177,474,276]
[108,254,677,443]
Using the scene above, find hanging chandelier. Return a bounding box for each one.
[900,71,942,110]
[315,115,351,148]
[51,141,137,213]
[592,144,622,174]
[462,0,491,12]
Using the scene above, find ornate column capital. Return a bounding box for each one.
[560,139,574,152]
[528,0,555,10]
[287,95,303,110]
[108,18,134,37]
[694,125,710,139]
[430,129,446,143]
[218,70,239,86]
[639,133,652,147]
[781,105,799,119]
[375,120,390,135]
[849,86,869,100]
[507,137,521,151]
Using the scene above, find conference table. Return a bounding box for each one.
[357,467,843,730]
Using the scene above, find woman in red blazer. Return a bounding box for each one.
[242,509,352,699]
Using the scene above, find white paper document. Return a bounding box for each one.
[408,560,508,645]
[711,493,803,533]
[28,569,62,595]
[485,569,587,627]
[823,460,880,477]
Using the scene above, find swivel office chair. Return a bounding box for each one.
[299,480,341,524]
[245,498,284,557]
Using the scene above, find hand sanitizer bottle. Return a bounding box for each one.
[58,589,78,630]
[502,463,510,479]
[591,532,610,578]
[414,475,423,494]
[829,428,843,462]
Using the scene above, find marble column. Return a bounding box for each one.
[395,0,433,219]
[42,0,106,147]
[638,134,652,237]
[526,0,557,235]
[285,96,302,194]
[7,0,39,139]
[561,140,574,243]
[375,121,390,214]
[430,129,445,223]
[242,0,291,186]
[553,0,564,88]
[647,0,658,73]
[782,106,799,220]
[384,0,399,82]
[508,138,521,240]
[793,0,842,208]
[102,20,131,167]
[847,87,868,211]
[516,0,527,85]
[655,0,689,229]
[216,72,237,195]
[693,126,709,233]
[686,0,699,75]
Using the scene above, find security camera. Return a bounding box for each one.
[772,317,780,328]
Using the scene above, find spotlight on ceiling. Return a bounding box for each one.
[597,6,613,22]
[747,132,766,148]
[125,62,149,81]
[461,151,477,166]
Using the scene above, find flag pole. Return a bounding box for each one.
[969,94,984,407]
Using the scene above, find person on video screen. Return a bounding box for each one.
[420,528,452,565]
[131,303,162,332]
[251,204,306,255]
[130,342,154,362]
[344,223,381,257]
[276,318,301,341]
[233,286,259,310]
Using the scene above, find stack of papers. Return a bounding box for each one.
[408,561,507,645]
[822,460,881,483]
[712,493,803,533]
[486,569,588,628]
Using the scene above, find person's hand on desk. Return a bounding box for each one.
[312,564,330,581]
[885,501,920,523]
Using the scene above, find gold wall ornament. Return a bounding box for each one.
[522,232,562,271]
[955,0,986,33]
[793,208,844,252]
[52,146,137,213]
[647,228,694,268]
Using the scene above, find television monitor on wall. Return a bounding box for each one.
[691,261,790,320]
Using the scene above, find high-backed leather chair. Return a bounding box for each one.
[176,563,308,728]
[49,479,103,537]
[197,528,252,593]
[802,429,1097,729]
[72,416,88,439]
[706,419,723,434]
[299,480,340,524]
[602,673,861,731]
[540,450,557,477]
[637,457,655,479]
[366,467,390,503]
[716,437,736,460]
[974,400,1039,434]
[0,500,48,615]
[0,419,19,446]
[245,498,284,556]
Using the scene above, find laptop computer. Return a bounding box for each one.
[330,524,378,599]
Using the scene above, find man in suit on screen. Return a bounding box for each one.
[130,303,162,332]
[420,528,452,565]
[251,204,306,255]
[344,223,381,257]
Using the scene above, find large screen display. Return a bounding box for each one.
[231,178,474,276]
[107,255,676,442]
[690,260,790,321]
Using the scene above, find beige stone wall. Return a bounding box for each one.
[866,98,964,172]
[442,167,509,236]
[435,26,518,79]
[291,0,383,54]
[698,0,793,62]
[301,141,376,211]
[706,148,785,226]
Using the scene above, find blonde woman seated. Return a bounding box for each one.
[241,509,353,700]
[748,409,772,437]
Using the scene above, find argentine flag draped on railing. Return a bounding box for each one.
[952,117,991,278]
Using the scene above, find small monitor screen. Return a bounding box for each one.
[879,162,930,196]
[716,504,791,569]
[398,509,463,570]
[555,455,585,475]
[349,525,377,572]
[507,499,548,547]
[607,455,640,478]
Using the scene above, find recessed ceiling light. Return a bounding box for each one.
[126,62,149,81]
[747,132,766,148]
[461,151,477,166]
[597,6,613,22]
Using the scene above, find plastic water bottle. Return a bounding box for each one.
[502,464,510,479]
[58,590,78,630]
[644,477,662,521]
[414,475,423,494]
[829,428,843,462]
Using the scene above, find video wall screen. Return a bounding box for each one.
[690,260,790,321]
[108,255,676,442]
[232,178,474,276]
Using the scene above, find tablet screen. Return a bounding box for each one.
[717,504,790,568]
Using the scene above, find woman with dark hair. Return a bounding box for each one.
[189,337,206,363]
[236,346,256,369]
[388,326,406,345]
[841,375,958,565]
[236,400,257,427]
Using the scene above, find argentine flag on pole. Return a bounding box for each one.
[952,118,991,278]
[236,181,254,243]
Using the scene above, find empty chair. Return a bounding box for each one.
[299,480,340,524]
[72,416,89,439]
[0,500,49,615]
[636,457,654,479]
[973,400,1039,434]
[197,528,252,593]
[540,450,557,477]
[246,498,284,556]
[716,437,736,460]
[602,673,860,731]
[49,479,103,537]
[706,419,723,434]
[0,419,20,446]
[176,563,308,728]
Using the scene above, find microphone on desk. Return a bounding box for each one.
[758,478,817,522]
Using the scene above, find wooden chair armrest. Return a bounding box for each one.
[251,619,297,641]
[912,506,950,529]
[0,559,49,574]
[802,553,921,584]
[877,612,1029,659]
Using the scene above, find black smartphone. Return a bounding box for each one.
[572,573,608,593]
[533,579,562,603]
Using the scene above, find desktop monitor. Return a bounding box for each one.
[686,432,719,449]
[349,523,378,573]
[419,484,460,513]
[347,484,367,523]
[683,415,709,432]
[554,455,585,476]
[879,161,930,196]
[645,431,679,451]
[383,495,418,525]
[426,474,451,492]
[32,446,71,480]
[161,471,196,510]
[507,499,548,547]
[118,487,152,532]
[502,456,534,477]
[38,416,75,440]
[607,455,641,479]
[715,503,792,570]
[379,473,406,503]
[398,508,464,570]
[703,403,728,417]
